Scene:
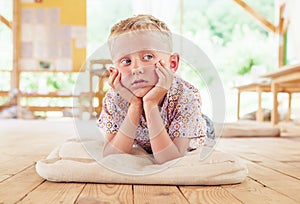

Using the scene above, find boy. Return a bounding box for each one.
[98,14,213,164]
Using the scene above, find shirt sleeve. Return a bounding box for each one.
[168,89,207,149]
[97,90,123,134]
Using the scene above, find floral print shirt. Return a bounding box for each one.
[97,76,207,153]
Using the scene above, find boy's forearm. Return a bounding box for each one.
[144,104,185,163]
[103,103,142,156]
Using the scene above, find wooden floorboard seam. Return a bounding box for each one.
[0,164,35,183]
[73,183,87,204]
[240,156,300,181]
[221,185,245,204]
[16,179,47,203]
[247,175,300,203]
[176,186,192,204]
[131,185,135,204]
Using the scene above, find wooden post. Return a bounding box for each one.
[256,87,263,122]
[286,92,292,121]
[12,0,22,118]
[237,91,241,120]
[271,83,279,125]
[179,0,184,35]
[277,2,286,67]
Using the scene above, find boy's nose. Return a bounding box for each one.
[132,57,141,69]
[131,67,144,75]
[131,57,144,75]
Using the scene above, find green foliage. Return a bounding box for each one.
[183,0,275,80]
[237,58,255,76]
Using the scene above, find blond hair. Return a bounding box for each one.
[109,14,170,38]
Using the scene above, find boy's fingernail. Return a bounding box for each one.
[161,60,165,64]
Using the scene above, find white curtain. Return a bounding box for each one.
[132,0,180,31]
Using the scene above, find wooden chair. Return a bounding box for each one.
[79,59,112,119]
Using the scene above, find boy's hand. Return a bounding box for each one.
[143,60,174,108]
[108,67,142,107]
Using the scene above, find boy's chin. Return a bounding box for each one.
[132,86,153,98]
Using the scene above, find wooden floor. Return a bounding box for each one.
[0,119,300,204]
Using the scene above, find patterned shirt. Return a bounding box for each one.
[97,76,207,153]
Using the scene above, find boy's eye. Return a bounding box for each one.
[143,54,153,61]
[120,58,131,65]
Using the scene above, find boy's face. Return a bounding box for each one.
[109,30,178,97]
[114,50,175,97]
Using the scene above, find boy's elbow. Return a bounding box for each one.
[102,141,131,157]
[102,141,119,157]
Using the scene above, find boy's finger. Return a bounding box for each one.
[108,70,118,88]
[159,60,166,68]
[113,72,121,88]
[157,64,168,78]
[155,67,165,81]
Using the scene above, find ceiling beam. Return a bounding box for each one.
[0,15,12,29]
[233,0,276,33]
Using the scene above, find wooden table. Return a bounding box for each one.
[235,83,272,122]
[235,80,300,122]
[262,63,300,125]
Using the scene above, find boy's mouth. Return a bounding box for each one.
[131,79,149,87]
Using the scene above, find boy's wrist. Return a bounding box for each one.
[129,97,143,108]
[128,100,143,118]
[143,102,158,112]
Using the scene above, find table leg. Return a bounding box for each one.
[271,83,279,125]
[237,91,241,120]
[286,92,292,121]
[256,89,263,122]
[89,73,94,119]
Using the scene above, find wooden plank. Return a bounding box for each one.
[217,138,300,202]
[285,162,300,169]
[0,155,39,182]
[217,138,300,162]
[134,185,189,204]
[26,106,75,112]
[217,138,300,179]
[237,152,300,179]
[262,63,300,78]
[0,165,44,204]
[20,93,79,97]
[20,181,85,204]
[246,161,300,202]
[0,175,10,183]
[273,73,300,84]
[223,178,298,204]
[0,91,9,95]
[76,184,133,204]
[234,83,271,92]
[0,15,12,29]
[179,186,242,204]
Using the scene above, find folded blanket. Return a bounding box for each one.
[36,134,248,185]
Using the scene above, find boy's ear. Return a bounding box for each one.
[169,53,180,72]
